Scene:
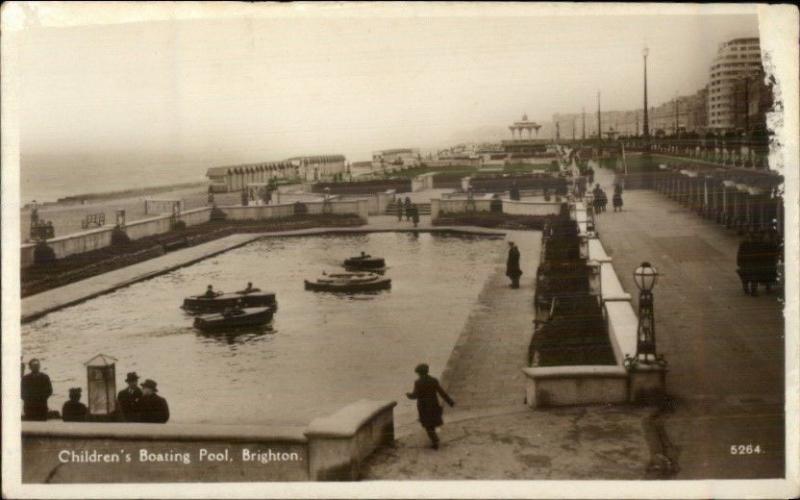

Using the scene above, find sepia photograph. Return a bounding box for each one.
[1,2,798,498]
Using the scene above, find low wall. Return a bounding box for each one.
[22,399,396,483]
[429,198,561,219]
[522,365,628,407]
[21,201,368,268]
[311,179,411,194]
[501,200,562,217]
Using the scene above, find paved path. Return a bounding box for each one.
[593,166,784,479]
[363,404,651,480]
[441,230,540,408]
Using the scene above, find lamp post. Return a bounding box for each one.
[642,47,650,146]
[633,261,658,362]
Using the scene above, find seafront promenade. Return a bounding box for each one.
[592,166,784,478]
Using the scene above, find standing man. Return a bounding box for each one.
[117,372,143,422]
[737,232,759,296]
[21,358,53,421]
[406,364,454,450]
[403,197,412,222]
[137,379,170,423]
[506,241,523,289]
[411,204,420,228]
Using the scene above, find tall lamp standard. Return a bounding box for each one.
[633,262,658,362]
[642,47,650,149]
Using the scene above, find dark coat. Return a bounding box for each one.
[407,375,453,429]
[137,393,170,423]
[21,372,52,420]
[117,386,143,422]
[506,245,522,278]
[62,401,88,422]
[613,193,623,207]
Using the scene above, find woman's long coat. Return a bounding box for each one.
[407,375,454,429]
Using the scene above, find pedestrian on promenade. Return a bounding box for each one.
[62,388,88,422]
[506,241,522,289]
[404,197,412,221]
[737,232,760,296]
[406,364,454,450]
[587,166,595,184]
[599,189,608,212]
[510,182,521,201]
[396,198,403,221]
[137,379,170,423]
[754,230,779,294]
[411,204,420,228]
[612,186,623,212]
[117,372,143,422]
[21,358,53,421]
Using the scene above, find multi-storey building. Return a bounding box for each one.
[707,37,763,131]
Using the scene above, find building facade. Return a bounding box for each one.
[372,148,421,171]
[286,154,347,181]
[707,37,763,131]
[206,161,296,192]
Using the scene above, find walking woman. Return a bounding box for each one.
[406,364,455,449]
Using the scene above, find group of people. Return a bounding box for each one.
[397,196,421,227]
[20,359,169,424]
[591,183,624,213]
[736,230,781,297]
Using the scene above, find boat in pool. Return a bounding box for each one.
[304,271,391,293]
[343,253,387,272]
[182,290,277,313]
[193,307,274,332]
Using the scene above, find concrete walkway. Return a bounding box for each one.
[363,227,653,480]
[593,166,784,478]
[21,217,504,322]
[363,404,651,480]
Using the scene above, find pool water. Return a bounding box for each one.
[22,232,505,426]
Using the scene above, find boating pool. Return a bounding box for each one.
[22,232,505,426]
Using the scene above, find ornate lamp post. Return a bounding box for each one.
[633,261,658,362]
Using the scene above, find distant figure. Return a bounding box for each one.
[117,372,142,422]
[411,204,420,228]
[404,197,412,221]
[754,230,778,294]
[598,189,608,212]
[396,198,403,221]
[506,241,522,289]
[587,166,595,184]
[737,232,760,296]
[62,388,88,422]
[30,200,40,225]
[612,189,623,212]
[238,282,259,294]
[21,358,52,421]
[406,364,454,450]
[510,182,521,201]
[137,380,170,423]
[203,285,217,298]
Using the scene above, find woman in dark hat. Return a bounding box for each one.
[137,379,170,423]
[62,388,88,422]
[406,364,454,449]
[117,372,142,422]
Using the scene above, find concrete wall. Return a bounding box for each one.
[22,399,396,483]
[21,201,368,269]
[522,366,628,407]
[501,200,562,216]
[430,198,493,219]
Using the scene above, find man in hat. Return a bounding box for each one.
[117,372,142,422]
[21,358,52,421]
[62,388,88,422]
[506,241,523,289]
[137,379,170,423]
[406,363,454,450]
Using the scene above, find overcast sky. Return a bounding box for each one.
[18,8,758,174]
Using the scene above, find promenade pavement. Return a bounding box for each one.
[593,166,785,479]
[363,225,653,480]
